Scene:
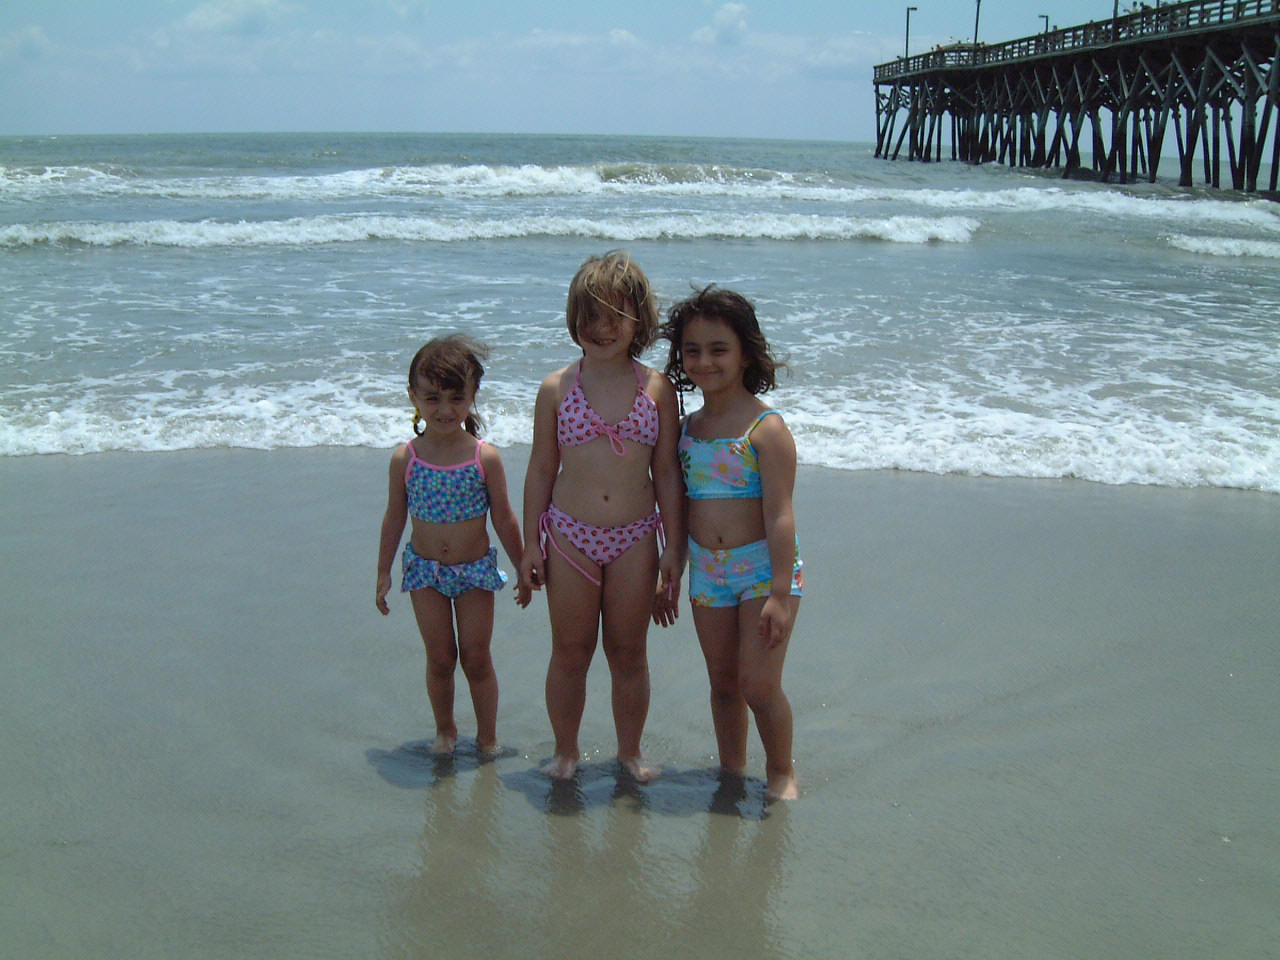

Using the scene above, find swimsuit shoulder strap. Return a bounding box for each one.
[404,439,421,483]
[743,409,780,439]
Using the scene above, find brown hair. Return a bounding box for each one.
[661,286,781,396]
[565,250,659,358]
[407,334,489,437]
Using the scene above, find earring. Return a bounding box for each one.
[412,409,425,435]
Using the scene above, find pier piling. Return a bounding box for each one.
[874,0,1280,193]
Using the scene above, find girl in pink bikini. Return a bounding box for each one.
[661,286,802,801]
[520,251,685,781]
[377,335,530,756]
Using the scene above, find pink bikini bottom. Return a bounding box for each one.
[539,503,663,587]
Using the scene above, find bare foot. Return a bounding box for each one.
[541,753,578,780]
[430,733,458,755]
[765,770,799,801]
[619,755,661,783]
[476,740,503,760]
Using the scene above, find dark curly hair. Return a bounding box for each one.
[661,286,780,396]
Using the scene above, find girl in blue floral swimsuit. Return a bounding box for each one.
[376,335,530,756]
[662,287,802,801]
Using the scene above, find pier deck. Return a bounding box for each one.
[873,0,1280,192]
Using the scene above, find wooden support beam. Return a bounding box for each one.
[872,9,1280,193]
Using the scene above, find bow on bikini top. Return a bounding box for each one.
[556,359,659,456]
[404,439,490,523]
[678,410,780,500]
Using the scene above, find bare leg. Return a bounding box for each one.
[410,587,459,754]
[453,588,499,753]
[738,595,801,800]
[692,604,750,775]
[600,532,661,781]
[542,527,603,779]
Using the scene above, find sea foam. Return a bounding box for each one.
[0,213,981,247]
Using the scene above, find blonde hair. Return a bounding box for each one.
[565,250,659,358]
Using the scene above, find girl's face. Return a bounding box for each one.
[578,295,638,360]
[408,377,474,436]
[680,315,749,395]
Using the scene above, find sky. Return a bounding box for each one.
[2,1,1120,142]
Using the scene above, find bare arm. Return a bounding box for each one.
[649,373,686,626]
[519,375,562,593]
[376,444,411,615]
[481,443,531,608]
[753,413,799,647]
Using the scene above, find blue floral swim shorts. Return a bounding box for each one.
[687,537,803,607]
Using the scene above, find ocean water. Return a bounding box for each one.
[3,131,1278,491]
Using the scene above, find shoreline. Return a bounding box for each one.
[4,442,1277,496]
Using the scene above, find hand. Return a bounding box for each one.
[519,549,544,594]
[376,573,392,615]
[651,570,680,627]
[514,580,533,608]
[758,594,793,648]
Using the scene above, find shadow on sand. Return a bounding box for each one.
[366,741,776,820]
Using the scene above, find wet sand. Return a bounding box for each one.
[2,447,1277,959]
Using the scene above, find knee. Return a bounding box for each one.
[549,640,594,678]
[604,643,649,681]
[740,675,782,712]
[425,646,458,678]
[458,646,494,681]
[424,650,455,680]
[707,672,741,706]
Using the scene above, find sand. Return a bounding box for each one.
[2,447,1277,959]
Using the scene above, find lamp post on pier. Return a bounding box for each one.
[974,0,982,45]
[905,6,918,60]
[1040,14,1049,33]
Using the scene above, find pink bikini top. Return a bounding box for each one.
[556,359,660,456]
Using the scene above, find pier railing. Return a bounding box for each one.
[874,0,1280,81]
[873,0,1280,193]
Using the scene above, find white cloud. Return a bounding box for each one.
[176,0,295,37]
[0,25,53,62]
[382,0,430,19]
[515,28,594,51]
[693,3,749,45]
[802,32,894,77]
[495,26,650,79]
[608,28,643,50]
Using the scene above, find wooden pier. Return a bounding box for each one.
[874,0,1280,192]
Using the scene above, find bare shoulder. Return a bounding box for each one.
[548,361,577,387]
[478,439,507,470]
[538,363,576,401]
[752,408,796,454]
[387,440,412,487]
[389,439,412,470]
[638,362,677,402]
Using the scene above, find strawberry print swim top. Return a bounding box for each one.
[678,410,779,500]
[556,359,659,456]
[404,439,490,523]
